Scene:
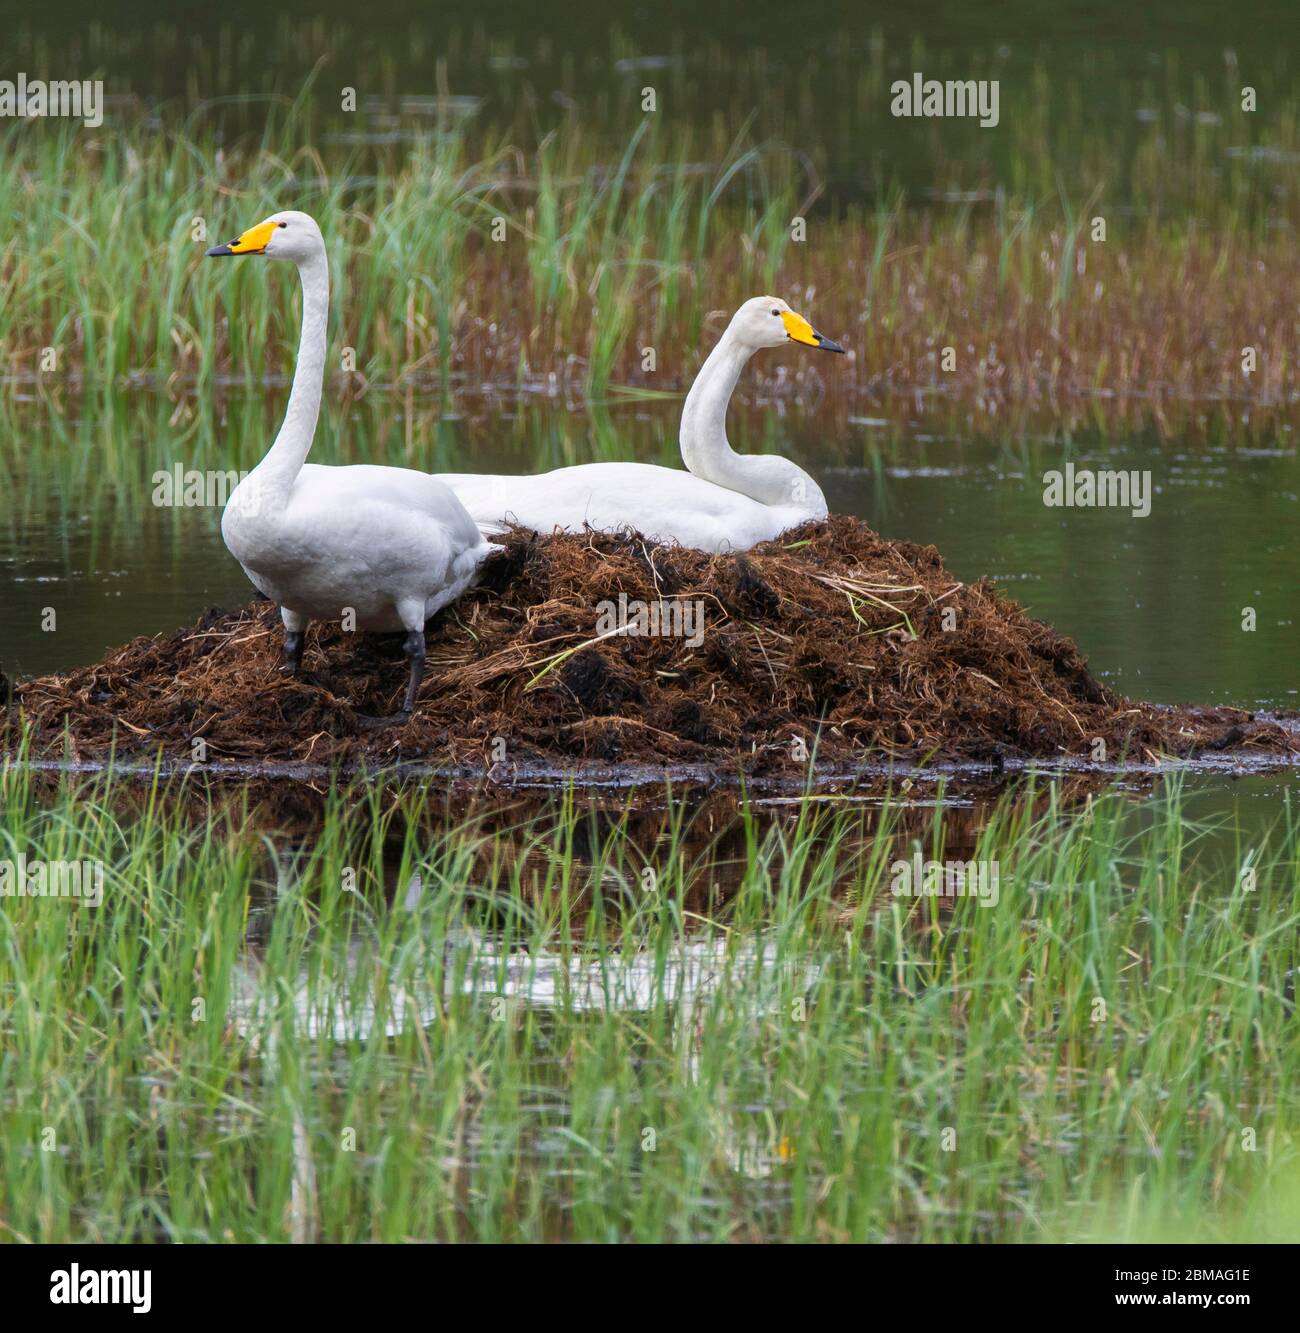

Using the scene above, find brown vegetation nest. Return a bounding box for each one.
[5,517,1295,776]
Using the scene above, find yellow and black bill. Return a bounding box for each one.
[780,309,846,353]
[205,219,279,257]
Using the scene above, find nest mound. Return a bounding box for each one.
[6,517,1294,775]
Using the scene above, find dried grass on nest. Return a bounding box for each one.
[6,517,1295,774]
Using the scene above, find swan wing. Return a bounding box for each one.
[297,464,486,546]
[436,462,783,550]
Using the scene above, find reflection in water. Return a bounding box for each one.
[218,775,1000,1188]
[232,929,819,1033]
[233,928,821,1180]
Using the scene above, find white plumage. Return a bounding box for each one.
[207,210,497,722]
[439,296,845,552]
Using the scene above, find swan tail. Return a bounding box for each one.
[451,538,501,585]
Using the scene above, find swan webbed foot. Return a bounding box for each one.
[281,630,306,675]
[355,708,412,732]
[355,629,425,730]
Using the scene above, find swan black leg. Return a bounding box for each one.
[399,629,426,720]
[282,629,306,675]
[356,623,427,731]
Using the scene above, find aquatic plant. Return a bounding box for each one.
[0,761,1296,1241]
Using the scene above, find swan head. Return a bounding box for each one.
[205,210,324,263]
[727,296,845,354]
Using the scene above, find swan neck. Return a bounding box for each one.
[679,328,748,485]
[678,327,825,514]
[255,251,328,494]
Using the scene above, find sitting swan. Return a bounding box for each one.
[205,211,498,723]
[438,297,844,552]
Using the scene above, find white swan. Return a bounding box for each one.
[205,211,497,723]
[438,297,845,552]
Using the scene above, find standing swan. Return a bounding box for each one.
[438,297,844,552]
[205,211,497,724]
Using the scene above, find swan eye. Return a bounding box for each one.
[279,222,288,229]
[771,308,780,316]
